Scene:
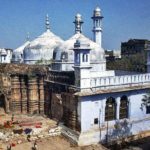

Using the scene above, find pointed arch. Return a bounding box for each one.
[120,95,128,119]
[105,97,116,121]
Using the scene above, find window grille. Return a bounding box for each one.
[120,95,128,119]
[105,97,116,121]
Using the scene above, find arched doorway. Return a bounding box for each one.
[105,97,116,121]
[120,95,128,119]
[0,94,6,113]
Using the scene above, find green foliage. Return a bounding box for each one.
[141,92,150,110]
[107,52,147,73]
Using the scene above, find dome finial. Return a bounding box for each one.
[73,13,84,34]
[93,6,101,17]
[46,14,50,31]
[26,32,30,41]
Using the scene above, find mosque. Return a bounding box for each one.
[10,7,150,145]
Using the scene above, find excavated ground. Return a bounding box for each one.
[0,114,107,150]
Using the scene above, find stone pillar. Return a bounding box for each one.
[5,96,9,113]
[44,83,51,116]
[28,77,39,114]
[116,97,120,120]
[11,76,21,113]
[38,76,44,114]
[20,76,28,113]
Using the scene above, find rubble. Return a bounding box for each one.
[0,114,61,148]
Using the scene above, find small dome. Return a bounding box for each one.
[75,13,82,21]
[93,6,101,17]
[95,7,101,12]
[12,41,30,63]
[0,49,7,55]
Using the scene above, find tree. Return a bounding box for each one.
[107,119,132,144]
[141,92,150,111]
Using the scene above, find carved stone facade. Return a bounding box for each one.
[0,64,47,114]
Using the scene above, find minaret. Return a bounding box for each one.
[91,7,103,47]
[45,14,50,31]
[73,37,92,90]
[73,13,84,34]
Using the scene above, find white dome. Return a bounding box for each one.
[75,13,82,21]
[24,30,63,64]
[95,7,101,12]
[14,41,30,54]
[12,41,30,63]
[93,6,102,17]
[54,33,105,62]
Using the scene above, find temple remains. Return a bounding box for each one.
[0,64,47,114]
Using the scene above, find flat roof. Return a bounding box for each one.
[74,84,150,97]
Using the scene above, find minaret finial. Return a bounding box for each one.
[46,14,50,31]
[26,32,30,41]
[73,13,84,34]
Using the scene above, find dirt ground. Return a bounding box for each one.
[2,136,107,150]
[0,114,107,150]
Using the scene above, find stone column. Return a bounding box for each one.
[20,77,27,114]
[5,96,9,113]
[11,76,21,113]
[116,97,120,120]
[38,76,44,114]
[28,77,39,114]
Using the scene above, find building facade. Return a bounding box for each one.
[0,48,13,63]
[44,7,150,146]
[121,39,150,56]
[47,37,150,146]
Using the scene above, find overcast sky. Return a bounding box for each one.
[0,0,149,50]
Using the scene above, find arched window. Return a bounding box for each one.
[82,53,88,62]
[105,97,116,121]
[82,54,85,62]
[75,53,79,63]
[53,51,57,59]
[86,54,88,62]
[120,95,128,119]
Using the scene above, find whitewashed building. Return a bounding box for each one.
[0,48,13,63]
[45,7,150,146]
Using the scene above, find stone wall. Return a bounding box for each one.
[0,64,47,114]
[9,74,45,114]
